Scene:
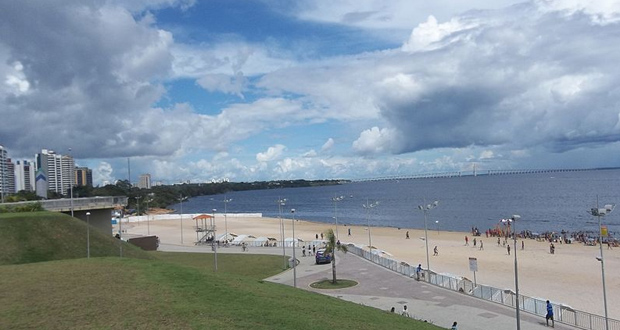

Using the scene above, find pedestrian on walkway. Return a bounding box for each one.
[465,236,469,246]
[302,245,306,257]
[433,246,438,256]
[415,264,423,280]
[406,231,410,239]
[402,305,409,317]
[479,240,483,250]
[473,238,477,247]
[546,300,554,327]
[497,237,501,246]
[451,321,458,330]
[348,228,351,236]
[522,240,525,250]
[507,244,511,255]
[312,245,316,256]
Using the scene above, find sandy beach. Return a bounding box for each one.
[122,214,620,320]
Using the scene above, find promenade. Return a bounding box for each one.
[159,243,576,330]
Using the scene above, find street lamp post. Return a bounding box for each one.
[363,199,379,254]
[135,196,142,223]
[418,200,439,273]
[119,211,123,258]
[591,200,615,330]
[146,198,152,235]
[223,197,233,245]
[332,195,344,240]
[291,208,297,288]
[277,198,287,269]
[179,195,186,244]
[212,208,218,272]
[505,215,522,330]
[86,212,91,259]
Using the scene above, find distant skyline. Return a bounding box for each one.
[2,0,620,186]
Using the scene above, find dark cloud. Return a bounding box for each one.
[0,1,174,159]
[380,3,620,155]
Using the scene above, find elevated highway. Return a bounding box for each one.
[1,196,127,234]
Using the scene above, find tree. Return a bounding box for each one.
[324,228,348,284]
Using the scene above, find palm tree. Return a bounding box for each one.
[324,228,348,284]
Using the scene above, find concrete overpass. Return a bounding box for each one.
[2,196,127,234]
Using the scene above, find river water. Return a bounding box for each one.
[173,168,620,236]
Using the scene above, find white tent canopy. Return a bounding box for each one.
[231,234,255,245]
[284,237,303,247]
[252,236,269,247]
[216,233,237,242]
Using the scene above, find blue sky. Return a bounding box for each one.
[1,0,620,185]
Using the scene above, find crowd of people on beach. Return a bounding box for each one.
[471,226,619,247]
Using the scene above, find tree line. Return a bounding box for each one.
[4,179,345,214]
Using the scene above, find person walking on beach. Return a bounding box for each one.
[507,244,511,255]
[433,246,438,256]
[550,243,555,254]
[497,237,501,246]
[406,231,410,239]
[465,236,469,246]
[522,240,525,250]
[473,238,477,247]
[479,240,483,250]
[451,321,458,330]
[348,228,351,236]
[546,300,554,327]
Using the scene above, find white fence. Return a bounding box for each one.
[346,245,619,330]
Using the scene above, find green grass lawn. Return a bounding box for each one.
[0,212,150,265]
[0,253,443,330]
[0,212,443,329]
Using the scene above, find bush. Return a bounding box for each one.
[0,202,44,213]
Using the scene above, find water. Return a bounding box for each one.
[172,169,620,235]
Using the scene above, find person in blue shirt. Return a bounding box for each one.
[415,264,423,280]
[546,300,554,327]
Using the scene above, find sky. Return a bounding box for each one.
[1,0,620,186]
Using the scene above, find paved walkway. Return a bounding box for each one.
[159,243,574,330]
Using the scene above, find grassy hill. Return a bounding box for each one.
[0,212,442,330]
[0,212,150,265]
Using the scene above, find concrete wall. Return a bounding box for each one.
[67,208,113,234]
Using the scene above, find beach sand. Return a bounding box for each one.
[123,214,620,319]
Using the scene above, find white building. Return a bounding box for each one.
[35,149,74,198]
[0,145,9,199]
[15,159,36,192]
[138,173,151,189]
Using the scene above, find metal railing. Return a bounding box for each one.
[347,245,620,330]
[2,196,127,212]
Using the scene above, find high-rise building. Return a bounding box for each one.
[75,167,93,187]
[0,145,9,199]
[35,149,75,198]
[138,173,151,189]
[15,160,36,192]
[6,159,15,194]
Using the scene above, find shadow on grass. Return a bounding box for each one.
[310,279,358,289]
